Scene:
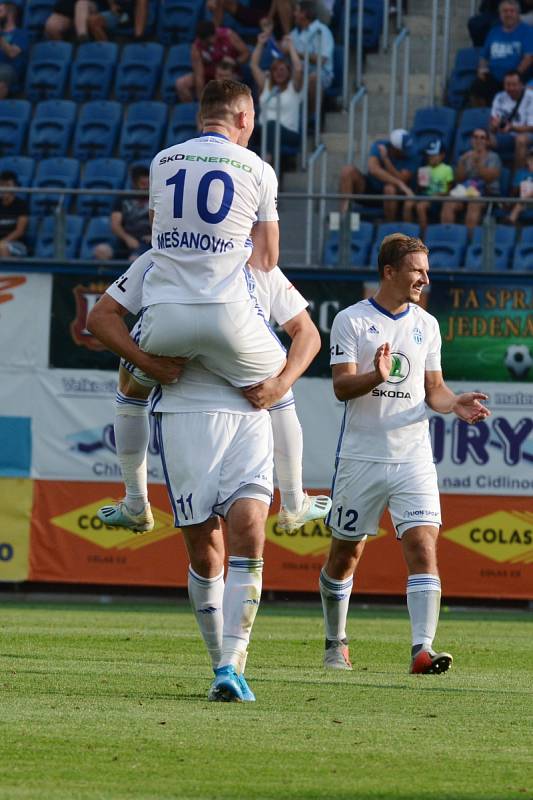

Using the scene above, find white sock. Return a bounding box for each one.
[114,391,150,513]
[187,566,224,670]
[219,556,263,671]
[319,568,353,642]
[269,395,305,513]
[406,574,441,652]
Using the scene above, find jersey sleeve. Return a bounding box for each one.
[256,161,279,221]
[105,251,153,314]
[425,316,442,372]
[330,310,359,365]
[268,268,308,326]
[148,157,155,212]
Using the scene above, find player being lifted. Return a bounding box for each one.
[319,234,490,674]
[88,252,326,702]
[88,251,331,534]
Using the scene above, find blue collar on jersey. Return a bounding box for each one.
[369,297,410,320]
[198,131,230,141]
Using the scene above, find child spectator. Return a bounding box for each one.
[403,140,454,233]
[0,170,28,257]
[505,145,533,221]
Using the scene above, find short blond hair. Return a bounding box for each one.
[377,233,428,278]
[200,79,252,125]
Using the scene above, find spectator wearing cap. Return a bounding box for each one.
[441,128,502,230]
[250,30,303,164]
[403,139,454,234]
[338,128,418,221]
[0,170,28,257]
[175,21,250,103]
[489,70,533,166]
[470,0,533,106]
[0,1,28,99]
[504,144,533,221]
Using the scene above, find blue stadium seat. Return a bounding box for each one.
[77,158,127,217]
[411,107,457,156]
[35,214,84,259]
[157,0,203,45]
[73,100,122,161]
[25,41,72,101]
[112,0,159,38]
[446,48,480,110]
[471,224,516,247]
[25,216,40,255]
[429,242,466,269]
[465,242,512,270]
[28,99,76,159]
[114,42,164,102]
[0,100,32,156]
[453,108,491,161]
[348,0,384,51]
[165,102,199,147]
[70,42,118,101]
[160,44,192,103]
[0,156,35,187]
[80,217,119,260]
[323,223,374,268]
[425,223,469,248]
[119,101,167,161]
[23,0,55,43]
[31,157,80,215]
[370,222,420,265]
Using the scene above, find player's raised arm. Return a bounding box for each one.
[248,220,279,271]
[424,370,490,424]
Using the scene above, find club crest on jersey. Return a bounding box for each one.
[386,352,410,384]
[413,327,423,344]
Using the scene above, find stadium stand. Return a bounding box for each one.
[77,158,128,218]
[452,107,492,161]
[0,99,31,156]
[114,42,164,103]
[323,221,374,268]
[0,155,35,188]
[24,41,72,101]
[446,47,480,110]
[410,107,457,156]
[79,216,119,260]
[70,42,119,102]
[425,222,469,269]
[118,101,167,161]
[165,102,199,147]
[23,0,55,44]
[35,214,84,259]
[73,100,122,160]
[30,157,80,215]
[160,43,193,103]
[27,99,76,159]
[156,0,204,46]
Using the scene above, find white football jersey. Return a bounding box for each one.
[330,298,442,463]
[106,251,308,413]
[144,132,278,305]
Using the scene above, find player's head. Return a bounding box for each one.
[378,234,429,302]
[200,79,255,146]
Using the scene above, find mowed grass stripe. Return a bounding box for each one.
[0,603,531,800]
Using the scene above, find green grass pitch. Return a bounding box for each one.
[0,601,532,800]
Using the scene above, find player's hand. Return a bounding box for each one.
[242,376,287,409]
[139,354,188,385]
[452,392,490,424]
[374,342,392,383]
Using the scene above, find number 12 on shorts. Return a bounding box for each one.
[336,505,358,532]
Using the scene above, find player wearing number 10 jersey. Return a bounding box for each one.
[141,79,286,389]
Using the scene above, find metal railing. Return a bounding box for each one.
[304,145,327,266]
[389,27,410,133]
[260,90,282,179]
[346,86,368,170]
[301,29,323,169]
[342,0,351,109]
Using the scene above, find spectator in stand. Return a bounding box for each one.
[290,1,334,103]
[250,31,303,164]
[44,0,102,41]
[470,0,533,106]
[338,129,417,221]
[94,165,150,261]
[206,0,295,36]
[0,171,28,257]
[403,140,454,234]
[504,144,533,221]
[175,21,250,103]
[0,1,28,98]
[489,69,533,165]
[441,128,502,230]
[87,0,148,41]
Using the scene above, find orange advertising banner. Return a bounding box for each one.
[28,480,533,599]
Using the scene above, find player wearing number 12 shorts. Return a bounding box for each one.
[141,78,287,389]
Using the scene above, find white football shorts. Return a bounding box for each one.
[140,300,286,388]
[155,409,273,528]
[121,319,158,388]
[328,459,441,541]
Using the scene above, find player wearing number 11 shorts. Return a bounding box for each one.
[141,78,286,389]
